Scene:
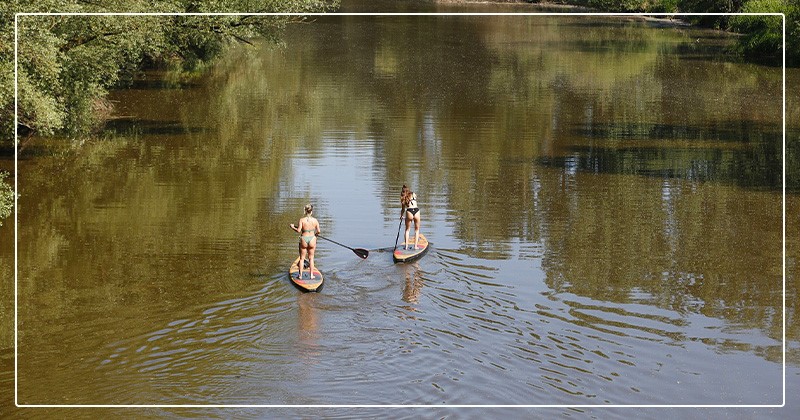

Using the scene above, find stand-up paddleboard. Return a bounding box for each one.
[289,257,324,292]
[393,233,429,263]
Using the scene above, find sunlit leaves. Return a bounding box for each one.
[730,0,798,65]
[1,0,339,143]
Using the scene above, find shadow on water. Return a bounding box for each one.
[103,118,206,136]
[0,144,14,158]
[572,121,778,142]
[537,126,796,193]
[124,78,203,90]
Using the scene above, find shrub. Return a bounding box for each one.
[730,0,794,65]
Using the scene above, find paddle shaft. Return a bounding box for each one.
[394,217,403,249]
[318,235,369,259]
[317,235,351,251]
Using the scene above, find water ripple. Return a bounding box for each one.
[92,275,298,403]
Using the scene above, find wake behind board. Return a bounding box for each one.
[393,233,429,263]
[289,257,324,292]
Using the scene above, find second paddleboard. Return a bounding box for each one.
[393,233,429,263]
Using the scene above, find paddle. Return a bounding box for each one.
[393,217,403,250]
[317,235,369,259]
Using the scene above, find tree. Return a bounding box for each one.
[677,0,746,27]
[730,0,799,66]
[0,0,338,146]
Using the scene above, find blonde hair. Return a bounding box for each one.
[304,204,313,215]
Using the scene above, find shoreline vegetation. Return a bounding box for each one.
[443,0,796,65]
[436,0,692,26]
[0,0,795,144]
[0,0,345,224]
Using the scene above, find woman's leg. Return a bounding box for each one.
[308,239,316,279]
[413,212,421,249]
[298,244,307,279]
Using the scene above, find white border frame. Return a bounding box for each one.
[13,11,787,409]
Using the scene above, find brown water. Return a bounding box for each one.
[2,5,798,418]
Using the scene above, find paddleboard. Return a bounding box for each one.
[393,233,429,263]
[289,257,324,292]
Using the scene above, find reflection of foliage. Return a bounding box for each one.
[0,171,11,226]
[275,14,791,351]
[566,0,798,66]
[11,12,793,368]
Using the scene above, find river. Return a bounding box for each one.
[2,1,798,418]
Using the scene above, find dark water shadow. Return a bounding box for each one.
[0,145,14,159]
[542,118,797,193]
[122,78,203,90]
[537,138,792,193]
[572,121,779,143]
[103,118,205,136]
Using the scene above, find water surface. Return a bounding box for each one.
[4,7,797,414]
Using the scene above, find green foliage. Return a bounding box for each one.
[0,171,11,227]
[793,4,800,65]
[0,0,339,145]
[543,0,797,65]
[731,0,798,66]
[647,0,680,12]
[584,0,678,12]
[588,0,646,12]
[0,0,796,146]
[676,0,745,27]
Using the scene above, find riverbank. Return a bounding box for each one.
[434,0,590,11]
[433,0,794,66]
[434,0,691,26]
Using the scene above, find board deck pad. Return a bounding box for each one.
[393,233,429,263]
[289,257,323,292]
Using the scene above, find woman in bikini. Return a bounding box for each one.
[289,204,321,279]
[400,185,421,250]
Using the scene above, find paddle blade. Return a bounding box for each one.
[354,248,369,259]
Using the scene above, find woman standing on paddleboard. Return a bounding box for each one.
[401,185,421,250]
[289,204,321,279]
